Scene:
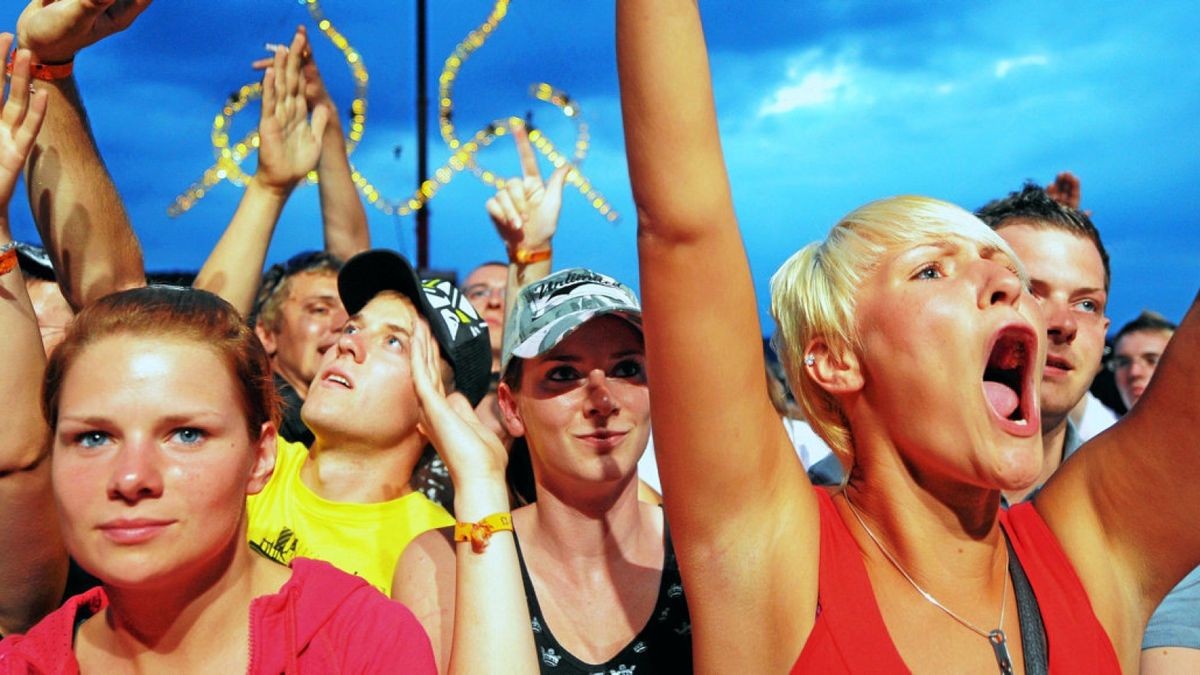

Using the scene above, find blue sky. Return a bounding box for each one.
[3,1,1196,332]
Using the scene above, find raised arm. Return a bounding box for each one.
[393,320,536,675]
[616,1,817,669]
[194,29,328,317]
[0,39,64,636]
[1042,292,1200,660]
[483,123,567,337]
[16,0,149,310]
[254,26,371,261]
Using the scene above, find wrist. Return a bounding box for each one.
[451,479,510,522]
[249,171,298,198]
[5,50,74,82]
[508,245,551,265]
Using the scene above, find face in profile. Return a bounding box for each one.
[52,335,275,590]
[996,223,1109,424]
[257,271,348,395]
[500,315,650,487]
[847,235,1044,489]
[1112,329,1172,409]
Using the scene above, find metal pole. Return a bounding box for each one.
[415,0,430,268]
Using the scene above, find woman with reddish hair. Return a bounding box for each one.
[0,286,438,673]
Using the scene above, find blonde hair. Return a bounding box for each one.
[770,196,1026,476]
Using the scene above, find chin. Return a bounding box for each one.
[991,442,1044,491]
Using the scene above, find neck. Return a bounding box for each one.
[92,526,283,667]
[522,472,651,563]
[1003,414,1067,503]
[841,449,1007,593]
[274,365,310,400]
[302,433,425,502]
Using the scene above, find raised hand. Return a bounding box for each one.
[0,35,48,214]
[1046,171,1082,210]
[409,319,508,486]
[484,123,570,257]
[17,0,153,64]
[255,29,329,194]
[255,26,337,129]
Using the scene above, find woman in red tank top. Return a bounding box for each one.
[615,1,1200,672]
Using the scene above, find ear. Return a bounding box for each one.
[804,338,864,395]
[496,382,526,438]
[254,323,278,358]
[246,422,278,495]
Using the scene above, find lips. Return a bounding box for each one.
[320,367,354,389]
[575,429,629,451]
[981,324,1040,438]
[1043,354,1074,379]
[98,518,175,544]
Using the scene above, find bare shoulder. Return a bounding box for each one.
[392,526,455,602]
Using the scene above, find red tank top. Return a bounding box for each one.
[791,488,1120,673]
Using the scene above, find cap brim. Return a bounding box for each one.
[338,250,424,316]
[507,309,642,365]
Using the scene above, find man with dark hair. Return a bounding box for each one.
[246,249,492,595]
[1109,310,1176,410]
[977,181,1111,502]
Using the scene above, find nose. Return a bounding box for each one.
[486,288,504,309]
[107,439,164,504]
[335,329,365,363]
[978,258,1022,309]
[584,369,618,419]
[1128,358,1154,382]
[1044,299,1078,346]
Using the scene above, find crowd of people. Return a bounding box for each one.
[0,1,1196,673]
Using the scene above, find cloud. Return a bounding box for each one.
[758,64,850,116]
[994,54,1049,78]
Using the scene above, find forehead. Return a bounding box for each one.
[1116,329,1172,353]
[63,335,233,400]
[996,222,1105,287]
[285,270,339,301]
[356,292,420,328]
[465,264,506,288]
[537,315,644,360]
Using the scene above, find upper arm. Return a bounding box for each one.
[393,527,456,675]
[1039,292,1200,662]
[617,1,819,669]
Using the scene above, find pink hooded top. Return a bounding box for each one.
[0,558,435,674]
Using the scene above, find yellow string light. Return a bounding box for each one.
[169,0,617,223]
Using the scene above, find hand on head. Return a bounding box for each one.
[17,0,153,64]
[409,319,508,484]
[484,122,570,257]
[0,34,48,215]
[255,28,329,194]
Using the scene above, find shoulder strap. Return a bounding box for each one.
[1007,534,1048,675]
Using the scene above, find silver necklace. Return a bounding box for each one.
[843,493,1015,674]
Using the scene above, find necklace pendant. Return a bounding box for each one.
[988,629,1014,674]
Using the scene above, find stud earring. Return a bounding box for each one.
[804,355,816,367]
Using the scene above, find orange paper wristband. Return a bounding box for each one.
[454,512,514,553]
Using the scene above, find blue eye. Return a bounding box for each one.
[1076,299,1099,314]
[172,428,205,445]
[77,431,110,449]
[914,264,942,280]
[342,323,359,335]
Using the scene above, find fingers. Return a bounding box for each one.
[309,102,329,144]
[489,188,524,236]
[2,49,33,131]
[505,177,529,217]
[546,164,570,197]
[513,123,542,182]
[259,66,276,121]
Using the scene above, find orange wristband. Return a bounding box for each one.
[512,247,551,265]
[0,244,18,277]
[5,52,74,82]
[454,512,513,554]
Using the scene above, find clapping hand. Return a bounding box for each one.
[0,35,48,215]
[17,0,152,64]
[255,29,329,194]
